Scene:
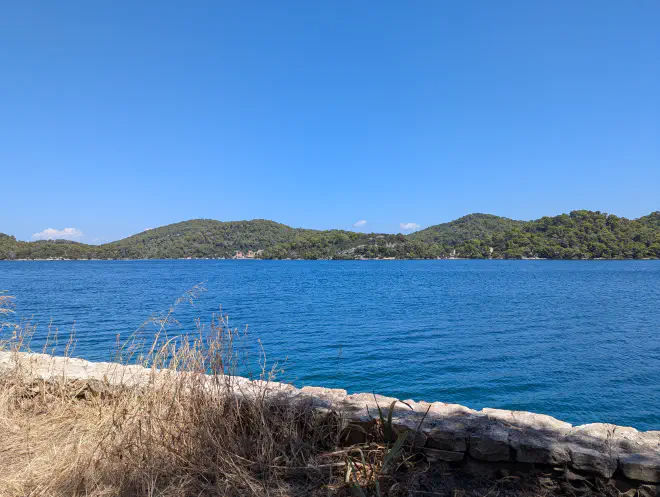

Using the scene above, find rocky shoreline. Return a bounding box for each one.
[1,350,658,494]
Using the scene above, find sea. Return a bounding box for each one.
[1,259,658,430]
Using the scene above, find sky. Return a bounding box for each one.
[1,1,659,243]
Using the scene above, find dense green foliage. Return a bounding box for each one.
[1,211,659,260]
[102,219,297,259]
[409,214,523,245]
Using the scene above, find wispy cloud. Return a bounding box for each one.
[400,222,420,231]
[352,220,367,228]
[32,227,84,241]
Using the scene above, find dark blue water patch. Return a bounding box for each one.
[0,259,658,430]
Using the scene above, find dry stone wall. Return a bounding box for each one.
[1,350,659,489]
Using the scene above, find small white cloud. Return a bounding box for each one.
[352,220,367,228]
[144,228,154,231]
[400,222,421,231]
[32,227,84,241]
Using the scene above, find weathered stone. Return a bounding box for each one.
[568,423,645,454]
[301,385,347,399]
[469,424,512,462]
[482,408,572,432]
[423,447,465,462]
[300,386,347,409]
[569,444,617,478]
[620,453,660,483]
[341,392,399,422]
[480,409,572,465]
[427,401,477,418]
[509,431,570,465]
[427,422,468,452]
[392,422,427,448]
[642,431,660,453]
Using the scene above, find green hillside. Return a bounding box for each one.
[488,210,660,259]
[408,214,524,245]
[1,211,659,260]
[101,219,297,259]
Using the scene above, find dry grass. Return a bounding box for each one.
[0,291,14,315]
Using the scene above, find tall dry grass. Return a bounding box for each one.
[0,291,14,315]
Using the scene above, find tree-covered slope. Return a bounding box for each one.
[261,231,406,259]
[100,219,297,259]
[408,214,524,245]
[1,211,659,260]
[487,210,660,259]
[0,234,97,260]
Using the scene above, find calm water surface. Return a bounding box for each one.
[1,260,658,430]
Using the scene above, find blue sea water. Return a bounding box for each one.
[0,260,658,430]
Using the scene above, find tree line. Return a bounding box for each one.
[1,211,659,260]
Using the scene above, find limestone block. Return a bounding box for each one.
[619,453,660,483]
[469,424,512,462]
[568,445,617,478]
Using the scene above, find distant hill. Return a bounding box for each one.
[408,214,524,245]
[101,219,298,259]
[1,211,659,260]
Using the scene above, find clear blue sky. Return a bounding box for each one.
[2,1,658,243]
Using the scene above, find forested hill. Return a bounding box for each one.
[102,220,297,259]
[1,211,659,260]
[408,214,524,245]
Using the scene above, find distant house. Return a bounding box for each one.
[234,249,259,259]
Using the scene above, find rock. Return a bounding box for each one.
[569,444,617,478]
[469,424,512,462]
[479,409,572,465]
[300,386,347,409]
[568,423,645,454]
[427,401,477,418]
[638,484,660,497]
[510,431,570,465]
[301,386,347,400]
[427,421,468,452]
[341,392,399,423]
[423,448,465,462]
[619,453,660,483]
[482,408,572,432]
[392,423,427,448]
[642,431,660,453]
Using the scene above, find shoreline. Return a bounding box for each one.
[2,350,659,485]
